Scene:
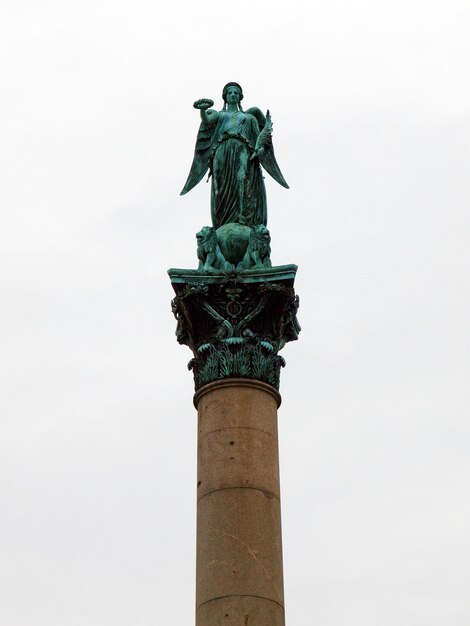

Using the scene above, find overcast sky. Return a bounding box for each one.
[1,1,469,624]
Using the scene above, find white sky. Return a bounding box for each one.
[1,0,469,624]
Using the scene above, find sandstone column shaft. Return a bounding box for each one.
[194,379,285,626]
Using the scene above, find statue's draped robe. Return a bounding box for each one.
[181,108,288,229]
[210,112,266,228]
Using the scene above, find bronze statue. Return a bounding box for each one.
[181,82,289,229]
[170,82,300,393]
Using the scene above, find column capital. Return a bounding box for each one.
[169,266,300,392]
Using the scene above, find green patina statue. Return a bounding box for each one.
[169,82,300,391]
[181,82,289,229]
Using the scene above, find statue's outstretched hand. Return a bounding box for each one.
[193,98,214,110]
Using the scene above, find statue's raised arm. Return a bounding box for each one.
[180,82,288,229]
[193,98,218,126]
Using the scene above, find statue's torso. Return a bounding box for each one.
[214,111,258,144]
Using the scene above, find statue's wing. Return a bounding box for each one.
[257,110,289,189]
[180,115,217,195]
[245,107,266,131]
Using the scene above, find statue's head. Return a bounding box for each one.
[222,82,244,104]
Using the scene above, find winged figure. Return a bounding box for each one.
[181,82,289,229]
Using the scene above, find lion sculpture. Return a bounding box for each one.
[196,226,232,272]
[238,224,272,270]
[196,224,272,272]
